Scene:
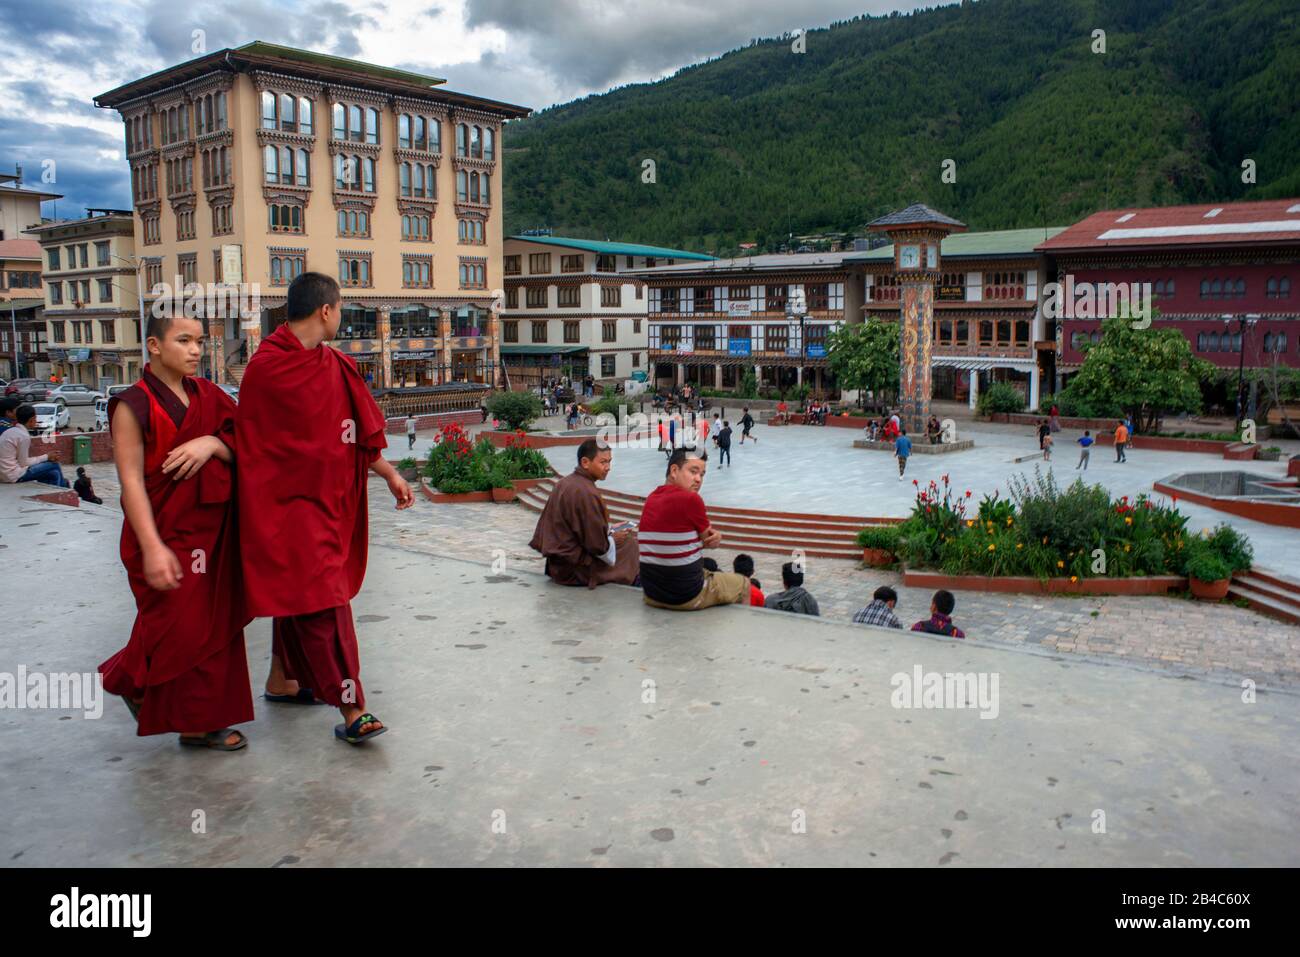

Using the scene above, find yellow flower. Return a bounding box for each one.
[1042,536,1049,545]
[1070,575,1078,583]
[966,519,975,527]
[1006,517,1013,526]
[1125,517,1132,525]
[1056,560,1065,568]
[988,544,996,551]
[1016,543,1024,549]
[1124,544,1131,552]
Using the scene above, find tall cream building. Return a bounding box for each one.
[26,210,141,386]
[95,42,529,388]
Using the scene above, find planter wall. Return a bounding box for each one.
[490,486,517,503]
[862,548,896,567]
[418,481,492,504]
[901,566,1186,596]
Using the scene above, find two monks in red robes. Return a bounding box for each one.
[100,314,253,750]
[236,272,413,745]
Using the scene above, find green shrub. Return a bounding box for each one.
[856,525,901,550]
[976,381,1027,416]
[737,369,758,399]
[486,390,543,430]
[487,460,514,490]
[1184,543,1232,583]
[396,456,417,471]
[589,393,624,418]
[1202,523,1254,573]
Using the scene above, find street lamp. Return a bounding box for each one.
[1222,313,1260,427]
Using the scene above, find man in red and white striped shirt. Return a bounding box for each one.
[639,448,749,610]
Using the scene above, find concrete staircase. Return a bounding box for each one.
[1228,568,1300,626]
[226,362,248,385]
[515,476,898,560]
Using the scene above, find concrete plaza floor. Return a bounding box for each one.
[534,421,1300,571]
[1,486,1298,867]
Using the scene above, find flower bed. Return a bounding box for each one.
[423,424,552,498]
[868,469,1252,592]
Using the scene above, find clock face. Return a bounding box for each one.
[899,244,920,269]
[926,244,937,269]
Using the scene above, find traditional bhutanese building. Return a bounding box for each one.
[500,236,713,389]
[0,171,60,380]
[857,227,1065,410]
[1038,199,1300,391]
[94,41,530,393]
[632,251,861,394]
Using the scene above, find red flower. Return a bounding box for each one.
[913,479,919,486]
[965,490,972,497]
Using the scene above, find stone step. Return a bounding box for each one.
[1240,567,1300,595]
[1226,582,1300,626]
[1230,574,1300,610]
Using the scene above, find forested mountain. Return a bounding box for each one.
[501,0,1300,256]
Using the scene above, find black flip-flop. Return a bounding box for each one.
[334,713,387,745]
[263,688,318,704]
[179,729,247,751]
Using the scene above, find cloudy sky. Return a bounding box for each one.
[0,0,932,220]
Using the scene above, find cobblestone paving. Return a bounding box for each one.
[72,435,1300,689]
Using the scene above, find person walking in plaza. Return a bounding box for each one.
[1049,404,1061,434]
[668,412,678,450]
[638,448,750,611]
[698,415,709,450]
[0,405,70,488]
[405,413,417,451]
[1076,430,1094,470]
[237,272,414,747]
[894,427,913,481]
[73,466,103,504]
[1037,418,1050,451]
[739,407,756,443]
[1042,430,1053,462]
[711,412,722,448]
[716,420,732,468]
[854,585,903,629]
[911,589,965,637]
[1114,419,1129,463]
[98,312,252,751]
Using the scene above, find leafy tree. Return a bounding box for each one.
[976,381,1027,416]
[737,369,758,398]
[1059,314,1213,432]
[827,319,899,409]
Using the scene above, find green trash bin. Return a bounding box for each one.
[73,434,93,466]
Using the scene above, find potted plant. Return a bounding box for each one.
[396,456,420,481]
[856,525,901,567]
[1256,446,1282,462]
[1186,546,1232,600]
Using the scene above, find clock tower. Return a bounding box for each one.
[866,203,967,434]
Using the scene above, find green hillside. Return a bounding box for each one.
[501,0,1300,256]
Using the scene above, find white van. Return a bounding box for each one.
[94,398,110,431]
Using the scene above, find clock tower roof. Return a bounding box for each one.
[868,203,967,233]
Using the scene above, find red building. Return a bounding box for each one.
[1038,200,1299,399]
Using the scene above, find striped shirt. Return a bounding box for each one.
[638,483,710,605]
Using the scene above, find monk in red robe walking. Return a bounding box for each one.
[236,272,414,745]
[100,314,252,750]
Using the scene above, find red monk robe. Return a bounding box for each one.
[235,322,387,709]
[99,369,253,736]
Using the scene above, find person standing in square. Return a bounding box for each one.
[237,273,414,746]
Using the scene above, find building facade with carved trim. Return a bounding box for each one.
[1037,199,1300,400]
[25,211,140,386]
[632,252,864,395]
[500,236,713,389]
[94,41,530,389]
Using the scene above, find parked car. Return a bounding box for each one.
[5,378,52,401]
[106,383,134,399]
[31,402,70,433]
[48,383,104,406]
[94,398,110,431]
